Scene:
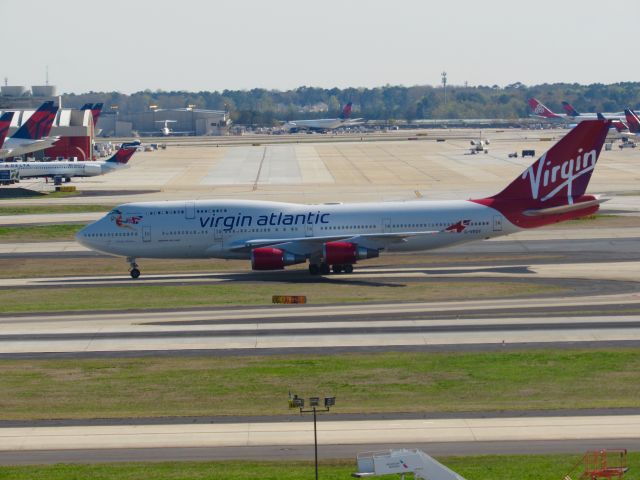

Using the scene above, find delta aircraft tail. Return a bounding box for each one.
[11,101,58,140]
[562,101,581,117]
[0,112,14,148]
[105,143,138,164]
[340,102,353,120]
[473,120,610,228]
[528,98,563,119]
[624,109,640,134]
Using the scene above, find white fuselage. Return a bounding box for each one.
[0,136,59,159]
[77,199,518,261]
[283,118,351,131]
[8,160,124,179]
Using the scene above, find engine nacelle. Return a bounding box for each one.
[251,247,305,271]
[323,241,379,265]
[84,164,102,176]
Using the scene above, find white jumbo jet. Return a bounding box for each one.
[283,102,362,132]
[77,120,610,279]
[10,143,138,182]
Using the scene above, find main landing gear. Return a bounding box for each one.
[127,257,141,279]
[308,262,354,275]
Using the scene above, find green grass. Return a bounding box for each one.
[2,349,640,420]
[0,280,557,314]
[0,204,111,215]
[1,453,638,480]
[0,224,83,242]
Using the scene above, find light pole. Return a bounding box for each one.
[289,393,336,480]
[441,71,448,105]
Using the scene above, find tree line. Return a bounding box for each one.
[59,82,640,126]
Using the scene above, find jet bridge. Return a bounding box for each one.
[352,448,466,480]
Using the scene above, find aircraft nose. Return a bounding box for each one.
[75,224,92,248]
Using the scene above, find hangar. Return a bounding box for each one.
[97,107,230,137]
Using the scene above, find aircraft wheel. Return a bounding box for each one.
[130,268,141,279]
[332,264,343,274]
[308,264,320,275]
[343,264,354,273]
[320,263,330,275]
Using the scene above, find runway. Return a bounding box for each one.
[2,291,640,357]
[1,414,639,465]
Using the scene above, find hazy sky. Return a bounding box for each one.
[2,0,638,94]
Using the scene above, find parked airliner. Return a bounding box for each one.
[12,143,138,182]
[529,98,624,122]
[77,120,610,279]
[0,101,59,159]
[283,102,362,132]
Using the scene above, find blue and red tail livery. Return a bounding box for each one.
[0,111,15,148]
[80,103,93,111]
[562,101,580,117]
[340,102,353,119]
[12,101,58,140]
[105,145,137,164]
[90,103,103,127]
[624,109,640,134]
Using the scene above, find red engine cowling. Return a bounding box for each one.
[251,247,305,271]
[323,241,379,265]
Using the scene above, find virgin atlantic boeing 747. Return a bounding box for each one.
[77,120,611,278]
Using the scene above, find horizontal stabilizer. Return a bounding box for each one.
[522,197,608,216]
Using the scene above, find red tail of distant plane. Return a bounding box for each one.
[0,111,14,148]
[528,98,562,119]
[105,143,138,164]
[340,102,353,119]
[90,103,103,127]
[11,101,58,140]
[624,109,640,134]
[473,120,610,228]
[561,101,580,117]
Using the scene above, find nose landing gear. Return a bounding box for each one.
[127,257,140,279]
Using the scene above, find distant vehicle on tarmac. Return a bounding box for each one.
[78,121,612,279]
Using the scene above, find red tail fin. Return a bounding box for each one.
[341,102,353,119]
[105,146,136,164]
[472,120,610,228]
[624,109,640,133]
[0,111,14,148]
[528,98,562,119]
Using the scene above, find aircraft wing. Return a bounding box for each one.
[227,230,438,255]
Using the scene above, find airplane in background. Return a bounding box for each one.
[139,119,194,136]
[80,103,104,129]
[0,101,59,159]
[283,102,363,132]
[624,109,640,136]
[77,120,610,279]
[0,112,15,149]
[10,142,139,183]
[562,102,624,120]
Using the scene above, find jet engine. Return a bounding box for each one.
[322,241,379,265]
[84,164,102,176]
[251,247,305,271]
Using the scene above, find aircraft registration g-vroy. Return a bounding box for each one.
[78,120,610,278]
